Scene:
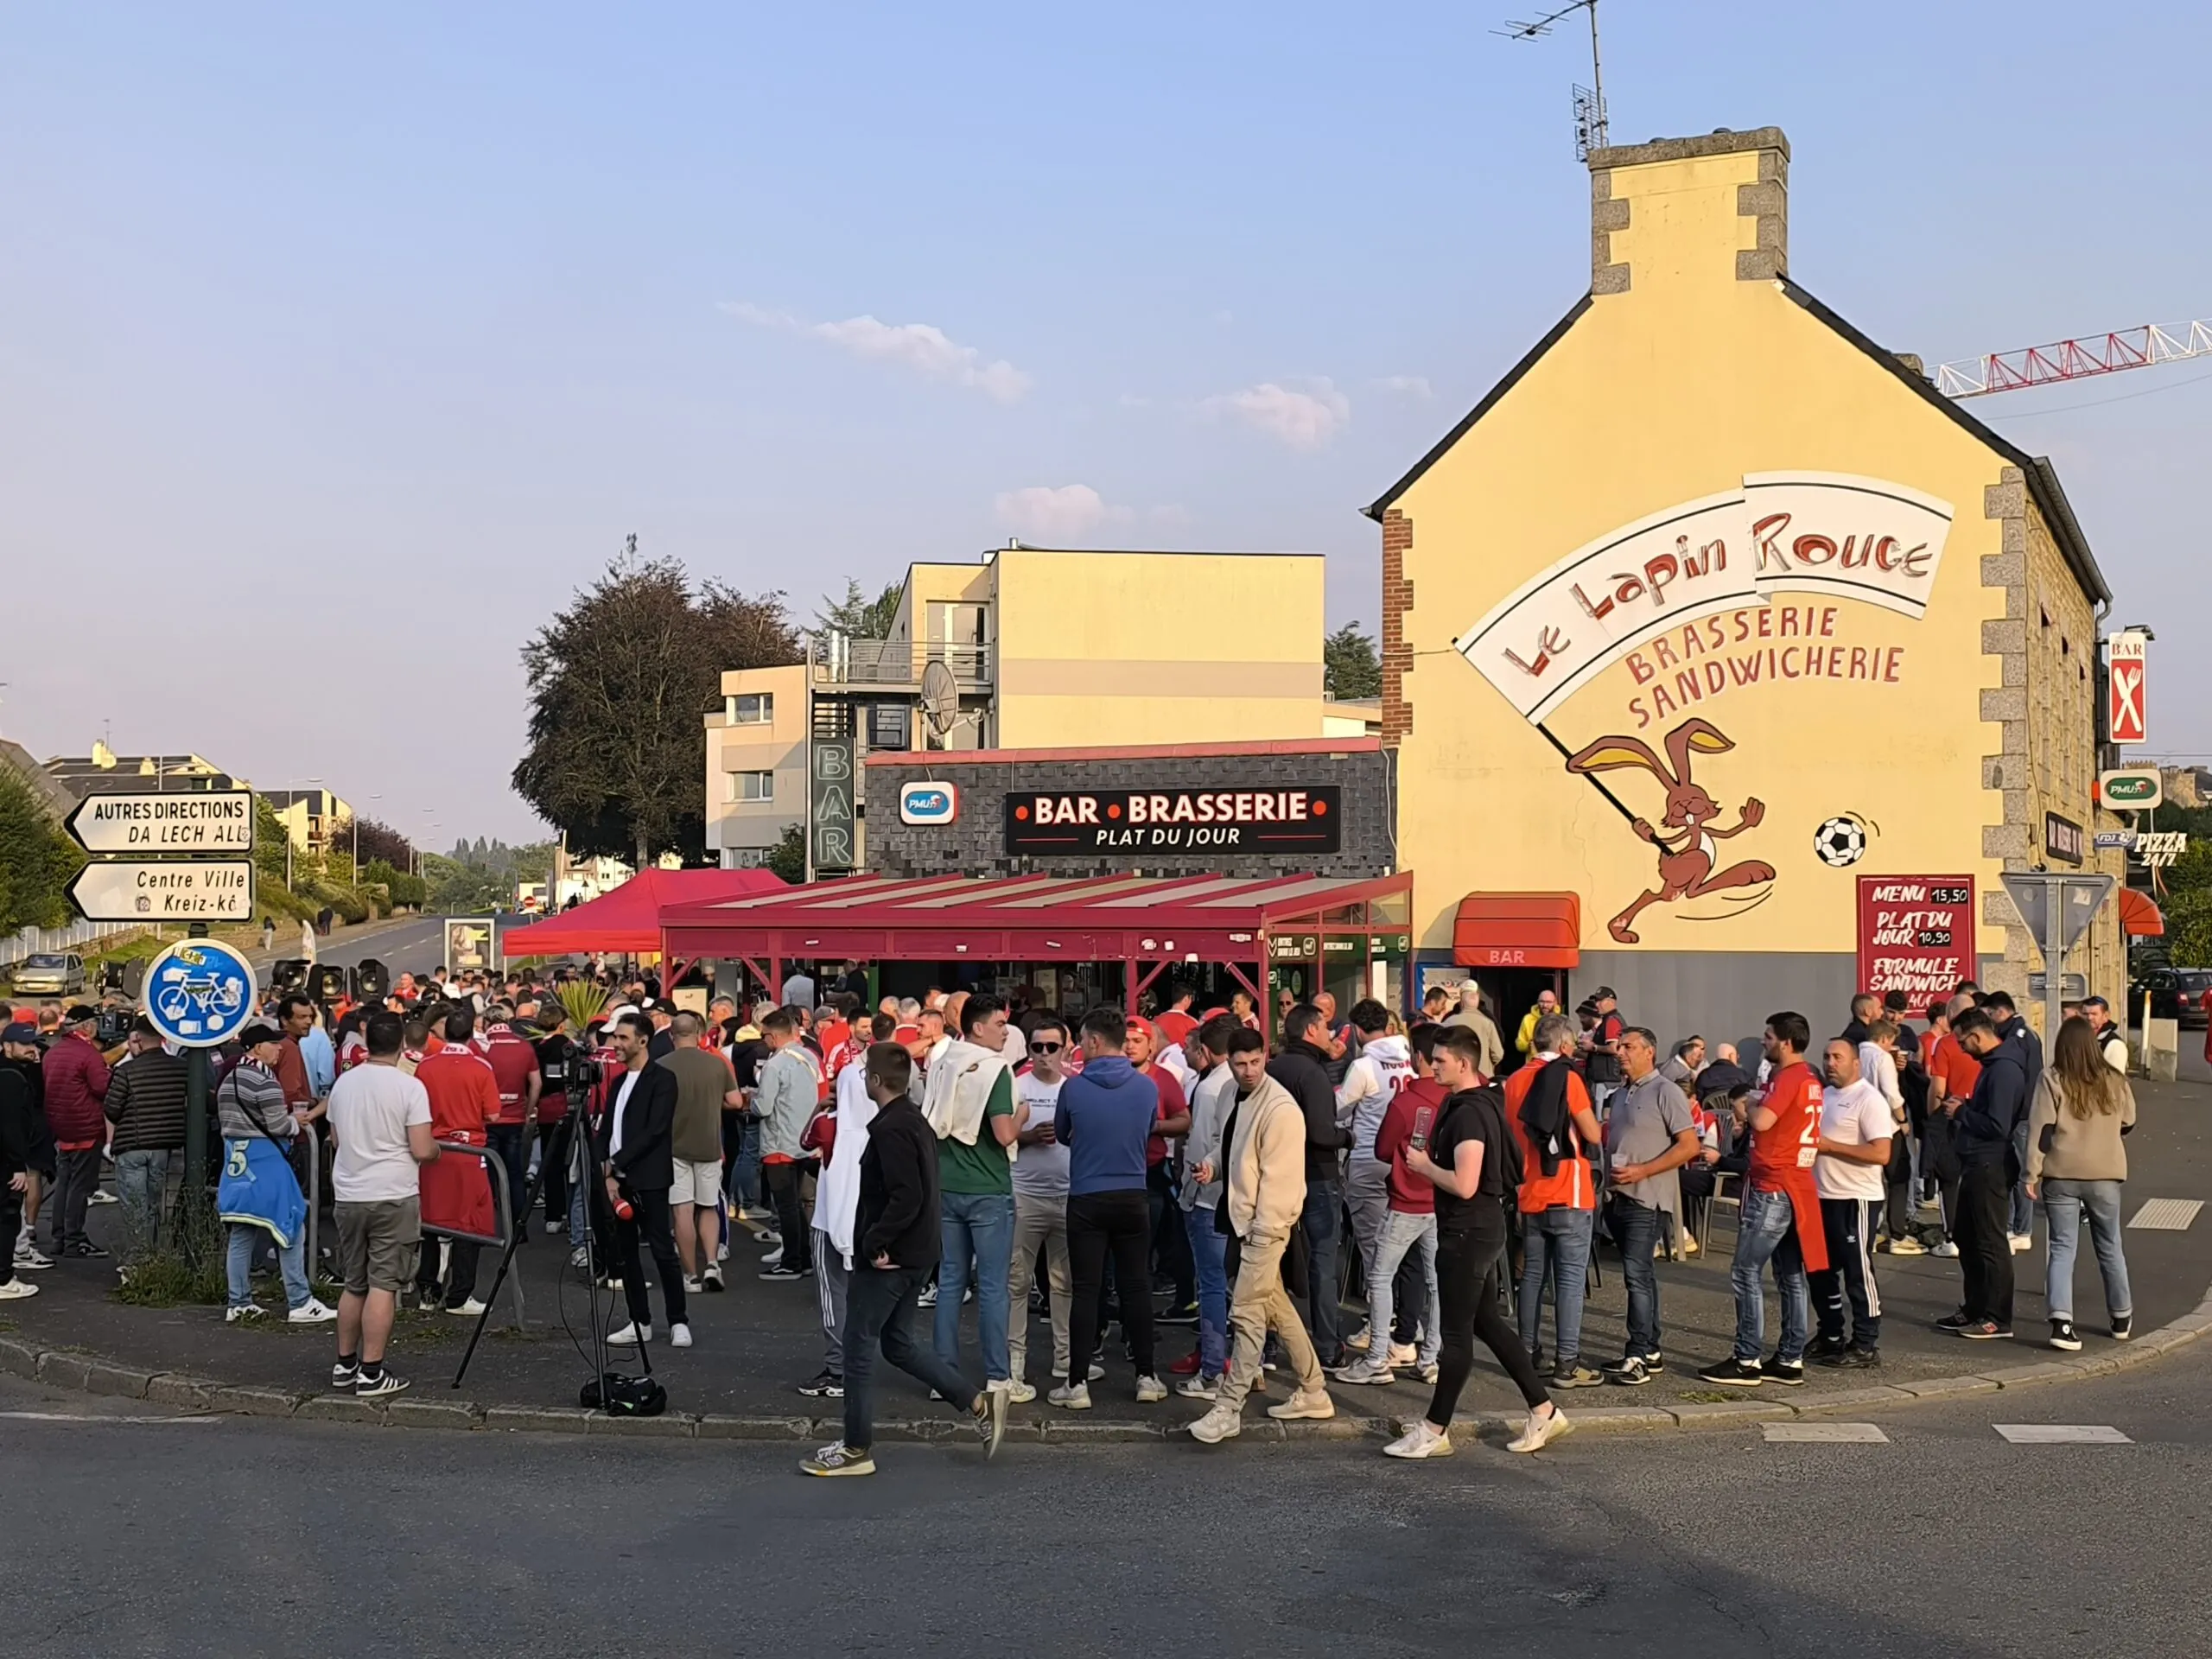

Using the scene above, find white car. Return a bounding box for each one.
[10,953,86,996]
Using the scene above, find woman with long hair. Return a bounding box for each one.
[2024,1015,2137,1353]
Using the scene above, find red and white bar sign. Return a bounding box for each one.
[2107,631,2148,747]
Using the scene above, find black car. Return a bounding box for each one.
[2133,967,2212,1031]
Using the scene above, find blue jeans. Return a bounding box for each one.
[1300,1178,1344,1365]
[1366,1208,1440,1367]
[226,1223,310,1311]
[113,1147,171,1264]
[936,1190,1014,1382]
[2009,1121,2034,1236]
[1605,1193,1664,1357]
[2042,1179,2132,1324]
[1731,1185,1808,1363]
[728,1118,762,1211]
[1183,1205,1230,1376]
[486,1124,528,1235]
[1520,1205,1594,1365]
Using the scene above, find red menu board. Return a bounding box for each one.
[1856,876,1975,1015]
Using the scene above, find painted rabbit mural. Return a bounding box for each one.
[1565,717,1775,944]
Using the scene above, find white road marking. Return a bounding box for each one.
[0,1411,224,1426]
[2127,1198,2202,1231]
[1764,1421,1890,1443]
[1993,1423,2132,1444]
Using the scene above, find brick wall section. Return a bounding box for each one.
[864,748,1394,880]
[1980,467,2033,1005]
[1590,169,1630,295]
[1380,510,1414,747]
[1735,145,1789,282]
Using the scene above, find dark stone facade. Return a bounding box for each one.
[864,748,1395,880]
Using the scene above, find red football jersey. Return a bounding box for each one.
[1746,1061,1822,1192]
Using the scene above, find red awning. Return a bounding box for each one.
[659,871,1414,965]
[2120,887,2164,938]
[1453,892,1581,969]
[500,868,786,958]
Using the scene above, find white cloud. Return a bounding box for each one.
[995,484,1122,539]
[719,301,1031,404]
[1203,378,1351,449]
[1373,374,1433,397]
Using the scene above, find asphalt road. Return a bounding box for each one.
[3,1344,2206,1656]
[290,913,461,979]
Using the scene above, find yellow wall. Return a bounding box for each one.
[1388,131,2109,988]
[993,549,1325,747]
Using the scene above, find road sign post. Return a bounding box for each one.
[2000,872,2114,1050]
[140,934,258,1198]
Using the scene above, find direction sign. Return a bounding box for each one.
[2001,872,2113,957]
[2106,631,2148,746]
[69,860,255,923]
[65,790,256,855]
[2098,767,2162,810]
[141,939,256,1048]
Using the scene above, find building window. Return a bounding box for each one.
[869,702,911,750]
[725,771,774,804]
[727,692,773,725]
[723,847,769,869]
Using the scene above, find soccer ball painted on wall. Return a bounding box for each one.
[1813,815,1869,868]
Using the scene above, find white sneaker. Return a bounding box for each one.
[916,1282,938,1307]
[1189,1403,1242,1444]
[671,1323,693,1349]
[2008,1233,2033,1254]
[226,1303,267,1323]
[1005,1379,1037,1404]
[1382,1421,1453,1460]
[287,1298,338,1325]
[1047,1382,1091,1410]
[1931,1240,1960,1258]
[87,1188,118,1205]
[760,1248,784,1267]
[13,1248,53,1271]
[683,1276,704,1294]
[1331,1357,1397,1386]
[1507,1406,1573,1453]
[1087,1359,1104,1381]
[0,1280,38,1300]
[1266,1386,1337,1421]
[444,1297,488,1317]
[1175,1373,1219,1400]
[1388,1341,1420,1367]
[545,1219,563,1234]
[607,1322,652,1345]
[569,1248,589,1269]
[1135,1374,1168,1403]
[1342,1323,1372,1353]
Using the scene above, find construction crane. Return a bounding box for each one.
[1936,321,2212,399]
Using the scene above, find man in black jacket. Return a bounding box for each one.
[803,1042,1005,1477]
[0,1023,41,1299]
[1268,1006,1351,1370]
[1939,1008,2024,1339]
[1980,990,2043,1247]
[104,1019,189,1268]
[594,1011,690,1347]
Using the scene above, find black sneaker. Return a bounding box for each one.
[330,1361,359,1392]
[354,1370,410,1400]
[1696,1356,1764,1385]
[70,1243,111,1260]
[1825,1346,1883,1370]
[2111,1314,2133,1341]
[1158,1301,1201,1326]
[797,1370,845,1398]
[1803,1334,1851,1361]
[2048,1319,2082,1352]
[1637,1351,1666,1376]
[1601,1356,1651,1387]
[1551,1362,1605,1389]
[1934,1312,1974,1332]
[759,1263,810,1281]
[1955,1320,2012,1340]
[1764,1357,1806,1386]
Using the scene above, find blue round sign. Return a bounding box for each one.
[142,938,257,1049]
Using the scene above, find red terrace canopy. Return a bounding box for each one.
[659,871,1415,1004]
[2120,887,2164,938]
[1453,892,1581,969]
[500,868,786,959]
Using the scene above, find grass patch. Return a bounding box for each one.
[1675,1389,1754,1405]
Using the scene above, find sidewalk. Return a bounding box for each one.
[8,1075,2208,1438]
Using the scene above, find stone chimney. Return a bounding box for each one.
[1586,126,1789,296]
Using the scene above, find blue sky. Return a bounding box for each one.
[5,2,2209,842]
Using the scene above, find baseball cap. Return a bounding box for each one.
[63,1004,99,1027]
[1592,986,1617,1001]
[1,1022,36,1046]
[237,1020,283,1048]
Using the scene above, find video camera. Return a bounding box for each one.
[354,957,390,1001]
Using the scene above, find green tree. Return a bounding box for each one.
[765,823,806,884]
[814,577,902,640]
[512,541,802,868]
[1323,621,1382,700]
[0,766,81,935]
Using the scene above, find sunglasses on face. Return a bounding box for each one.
[1029,1040,1065,1054]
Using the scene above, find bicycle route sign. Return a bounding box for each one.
[140,938,257,1048]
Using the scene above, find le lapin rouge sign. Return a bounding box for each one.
[1006,786,1342,855]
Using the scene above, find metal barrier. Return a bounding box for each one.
[428,1140,525,1331]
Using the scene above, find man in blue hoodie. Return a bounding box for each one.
[1980,990,2043,1249]
[1939,1008,2024,1339]
[1052,1006,1166,1409]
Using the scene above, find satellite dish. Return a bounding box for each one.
[919,658,959,736]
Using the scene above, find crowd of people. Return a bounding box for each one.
[0,960,2150,1470]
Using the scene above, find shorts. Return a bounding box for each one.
[335,1197,422,1295]
[671,1159,725,1208]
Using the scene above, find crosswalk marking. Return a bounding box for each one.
[1764,1421,1889,1443]
[1993,1423,2132,1444]
[2127,1198,2202,1231]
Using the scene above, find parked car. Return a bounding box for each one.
[9,952,87,996]
[2133,966,2212,1031]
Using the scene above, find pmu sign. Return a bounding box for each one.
[2106,631,2148,746]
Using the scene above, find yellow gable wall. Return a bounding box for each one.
[1391,148,2031,959]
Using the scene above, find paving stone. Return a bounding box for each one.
[1789,1385,1914,1413]
[145,1374,222,1409]
[385,1399,484,1430]
[1893,1374,2000,1399]
[1983,1362,2091,1387]
[35,1351,92,1389]
[582,1410,696,1437]
[80,1360,155,1399]
[1278,1415,1375,1441]
[296,1393,389,1423]
[211,1385,304,1418]
[696,1414,813,1440]
[872,1415,971,1443]
[1555,1405,1675,1432]
[1665,1399,1796,1426]
[483,1406,594,1433]
[1038,1417,1167,1442]
[0,1337,41,1379]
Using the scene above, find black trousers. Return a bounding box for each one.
[537,1116,573,1225]
[1812,1196,1882,1349]
[1067,1189,1154,1384]
[0,1183,20,1284]
[614,1185,689,1330]
[1955,1160,2014,1326]
[1428,1203,1550,1423]
[1882,1132,1916,1239]
[1147,1162,1193,1303]
[764,1161,810,1264]
[416,1236,482,1309]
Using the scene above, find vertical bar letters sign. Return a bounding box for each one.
[810,737,856,873]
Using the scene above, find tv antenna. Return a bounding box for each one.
[1497,0,1608,160]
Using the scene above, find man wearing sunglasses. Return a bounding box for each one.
[1007,1015,1080,1403]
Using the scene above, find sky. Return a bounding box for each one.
[5,2,2210,842]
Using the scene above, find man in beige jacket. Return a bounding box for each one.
[1190,1028,1334,1443]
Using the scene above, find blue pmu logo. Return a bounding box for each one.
[899,783,959,826]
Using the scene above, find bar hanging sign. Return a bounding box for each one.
[1006,786,1342,855]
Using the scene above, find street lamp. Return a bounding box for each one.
[284,776,324,891]
[353,793,383,872]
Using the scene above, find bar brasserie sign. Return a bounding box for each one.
[1006,786,1342,855]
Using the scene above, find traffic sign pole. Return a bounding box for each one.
[184,923,210,1201]
[2043,880,2065,1069]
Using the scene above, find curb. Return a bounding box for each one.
[3,1289,2205,1442]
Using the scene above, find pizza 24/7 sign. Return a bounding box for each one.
[1006,787,1342,855]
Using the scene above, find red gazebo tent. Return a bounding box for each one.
[499,867,785,960]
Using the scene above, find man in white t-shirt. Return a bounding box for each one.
[325,1011,437,1400]
[1007,1014,1077,1404]
[1808,1039,1898,1368]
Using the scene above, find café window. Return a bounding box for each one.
[726,770,775,804]
[726,692,774,726]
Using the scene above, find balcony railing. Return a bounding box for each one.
[812,637,991,686]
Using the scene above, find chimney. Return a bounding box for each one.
[1587,126,1789,296]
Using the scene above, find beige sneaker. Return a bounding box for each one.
[1266,1385,1336,1421]
[1507,1406,1573,1453]
[1005,1378,1037,1404]
[1382,1421,1452,1459]
[1189,1402,1242,1444]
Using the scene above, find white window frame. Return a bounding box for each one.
[726,692,773,726]
[725,770,775,804]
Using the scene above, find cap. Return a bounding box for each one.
[237,1020,283,1047]
[63,1004,99,1026]
[0,1022,35,1046]
[1592,986,1617,1001]
[1127,1015,1156,1043]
